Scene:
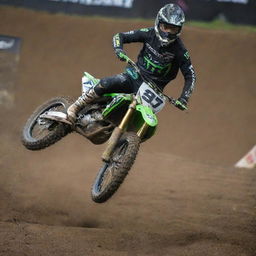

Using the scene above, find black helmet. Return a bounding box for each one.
[155,4,185,46]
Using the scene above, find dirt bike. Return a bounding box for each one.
[21,57,185,203]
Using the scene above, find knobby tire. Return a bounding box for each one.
[91,132,140,203]
[21,96,73,150]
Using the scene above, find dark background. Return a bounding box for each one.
[0,0,256,25]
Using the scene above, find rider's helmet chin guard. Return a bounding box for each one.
[154,4,185,46]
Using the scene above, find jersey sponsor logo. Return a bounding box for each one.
[184,51,190,60]
[140,28,149,32]
[146,43,162,59]
[123,31,135,35]
[50,0,134,8]
[184,65,196,99]
[146,43,174,61]
[143,44,174,75]
[143,56,172,76]
[113,34,121,48]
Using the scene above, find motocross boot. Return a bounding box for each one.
[67,88,99,123]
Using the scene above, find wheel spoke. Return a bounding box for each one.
[99,167,114,191]
[29,103,65,140]
[98,140,129,192]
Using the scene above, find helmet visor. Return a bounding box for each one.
[159,23,181,35]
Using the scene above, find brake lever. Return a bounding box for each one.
[164,95,176,106]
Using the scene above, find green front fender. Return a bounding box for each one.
[135,104,158,127]
[131,104,158,141]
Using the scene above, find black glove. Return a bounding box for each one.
[115,48,128,62]
[175,97,188,111]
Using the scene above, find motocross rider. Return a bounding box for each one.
[67,3,196,122]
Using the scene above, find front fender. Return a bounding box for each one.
[136,104,158,127]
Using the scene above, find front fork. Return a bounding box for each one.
[101,98,148,162]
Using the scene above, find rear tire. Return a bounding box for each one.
[91,132,140,203]
[21,96,73,150]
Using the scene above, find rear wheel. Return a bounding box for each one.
[91,132,140,203]
[21,96,73,150]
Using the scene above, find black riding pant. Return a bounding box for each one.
[94,73,141,96]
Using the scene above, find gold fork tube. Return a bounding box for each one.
[102,99,137,162]
[137,122,149,139]
[101,127,123,162]
[118,105,135,129]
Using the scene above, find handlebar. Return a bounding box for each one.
[124,56,178,107]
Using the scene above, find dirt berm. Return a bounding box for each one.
[0,6,256,256]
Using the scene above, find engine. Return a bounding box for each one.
[77,109,114,145]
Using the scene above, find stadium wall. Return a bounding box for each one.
[0,0,255,25]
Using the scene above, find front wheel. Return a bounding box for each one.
[91,132,140,203]
[21,96,73,150]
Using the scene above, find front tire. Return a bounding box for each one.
[21,96,73,150]
[91,132,140,203]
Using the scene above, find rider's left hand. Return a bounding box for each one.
[175,97,188,111]
[115,48,128,62]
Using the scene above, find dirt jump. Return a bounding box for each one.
[0,6,256,256]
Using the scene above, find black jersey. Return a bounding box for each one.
[113,27,196,101]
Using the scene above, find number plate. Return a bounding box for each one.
[137,82,166,113]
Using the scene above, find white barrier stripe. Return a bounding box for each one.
[235,145,256,169]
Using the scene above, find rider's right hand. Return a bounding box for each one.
[115,48,127,62]
[175,97,188,111]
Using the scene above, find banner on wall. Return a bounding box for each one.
[0,0,255,25]
[0,35,21,53]
[217,0,248,3]
[49,0,135,8]
[0,35,21,108]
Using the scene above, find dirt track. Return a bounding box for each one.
[0,6,256,256]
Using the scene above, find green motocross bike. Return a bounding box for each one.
[22,57,186,203]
